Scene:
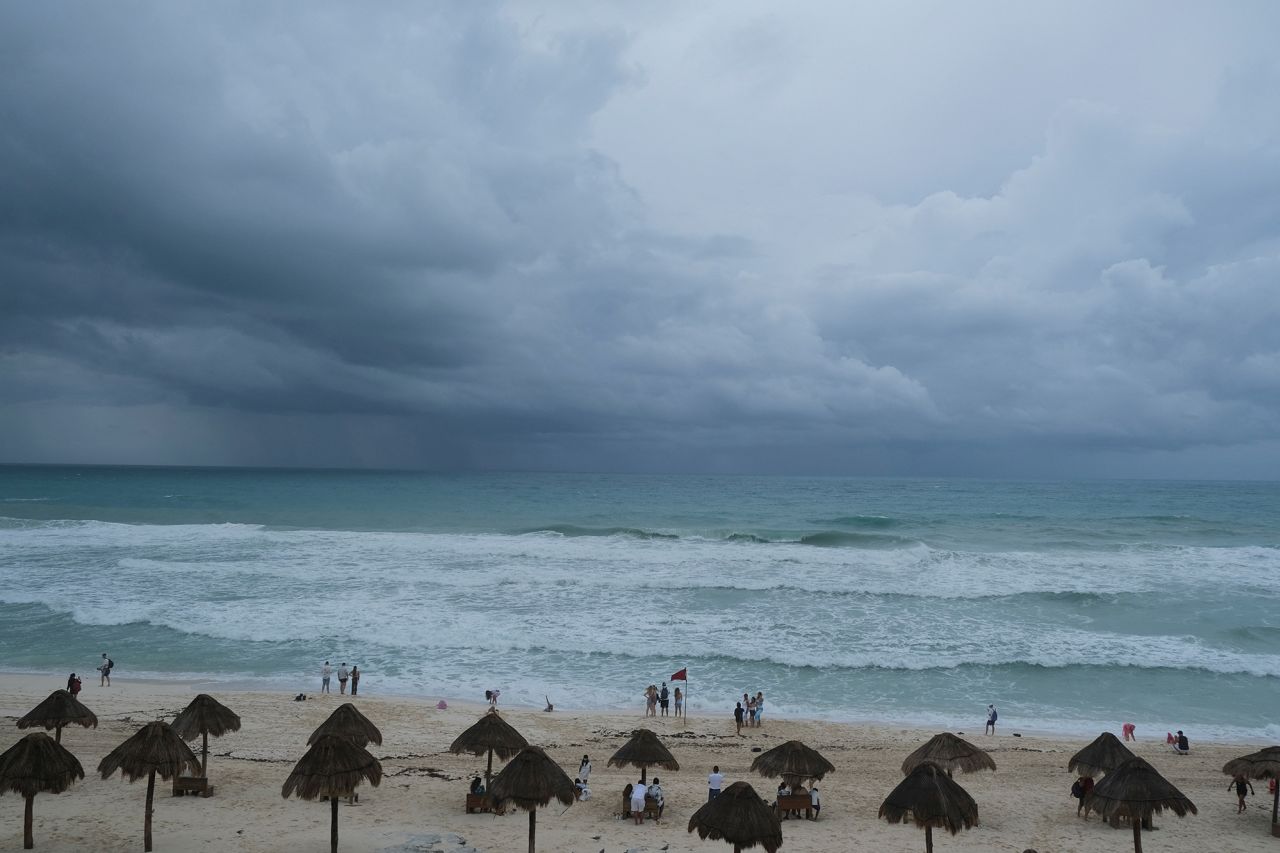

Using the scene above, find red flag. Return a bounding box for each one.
[671,668,687,681]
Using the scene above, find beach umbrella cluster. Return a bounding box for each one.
[171,693,241,778]
[488,745,577,853]
[98,721,200,853]
[687,780,782,853]
[1086,756,1197,853]
[283,702,383,853]
[448,708,528,790]
[880,761,980,853]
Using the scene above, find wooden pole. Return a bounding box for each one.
[330,796,339,853]
[486,748,494,791]
[144,769,155,853]
[528,807,536,853]
[202,731,209,777]
[55,725,62,744]
[925,823,933,853]
[1132,816,1142,853]
[1272,781,1278,826]
[23,794,33,850]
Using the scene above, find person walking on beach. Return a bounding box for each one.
[1072,775,1094,818]
[754,691,765,727]
[1230,775,1254,813]
[985,704,997,735]
[337,663,349,695]
[734,701,745,736]
[349,665,360,696]
[708,766,724,801]
[673,686,683,717]
[98,653,112,687]
[578,755,591,783]
[659,682,670,716]
[644,684,658,717]
[67,673,81,697]
[321,661,332,693]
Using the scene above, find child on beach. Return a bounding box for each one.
[1230,775,1254,812]
[579,755,591,782]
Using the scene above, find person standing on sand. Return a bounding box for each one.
[734,701,745,735]
[659,682,670,716]
[708,765,724,801]
[67,673,81,696]
[337,663,349,695]
[985,704,997,735]
[578,755,591,783]
[98,653,112,687]
[321,661,332,693]
[349,665,360,696]
[1230,775,1254,813]
[755,691,765,726]
[673,686,683,717]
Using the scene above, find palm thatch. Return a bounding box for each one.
[1068,732,1135,778]
[16,690,97,744]
[282,734,382,853]
[171,694,241,778]
[1222,745,1280,827]
[307,703,382,749]
[686,780,783,853]
[1087,757,1196,853]
[750,739,835,787]
[901,733,996,777]
[0,732,85,850]
[448,710,529,789]
[607,728,679,784]
[879,762,979,853]
[488,746,575,853]
[98,722,200,853]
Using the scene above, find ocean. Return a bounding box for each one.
[1,465,1277,742]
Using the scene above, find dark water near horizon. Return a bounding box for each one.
[1,465,1277,741]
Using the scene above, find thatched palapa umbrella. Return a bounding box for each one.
[879,761,979,853]
[282,734,382,853]
[750,739,835,788]
[98,721,200,853]
[1086,756,1197,853]
[607,728,679,784]
[448,709,528,791]
[0,732,85,849]
[487,745,575,853]
[1068,732,1135,779]
[308,703,382,749]
[901,733,996,778]
[687,780,782,853]
[171,694,241,778]
[1222,745,1280,829]
[16,690,97,744]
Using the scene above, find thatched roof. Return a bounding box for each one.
[1087,756,1197,822]
[16,690,97,733]
[307,703,382,748]
[901,732,996,776]
[171,694,241,741]
[448,710,528,760]
[281,734,382,801]
[1222,745,1280,780]
[1068,732,1135,778]
[98,721,200,783]
[686,781,783,853]
[488,746,576,812]
[750,739,835,785]
[607,728,679,773]
[879,761,980,835]
[0,732,85,797]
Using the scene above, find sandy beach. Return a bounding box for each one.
[1,673,1276,853]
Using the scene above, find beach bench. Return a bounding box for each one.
[465,793,491,813]
[775,794,812,819]
[620,794,662,820]
[172,776,211,798]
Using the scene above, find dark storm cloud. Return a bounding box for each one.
[2,2,1279,476]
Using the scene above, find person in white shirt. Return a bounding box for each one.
[630,779,648,824]
[320,661,332,693]
[708,766,724,801]
[809,784,821,820]
[578,755,591,782]
[574,778,591,800]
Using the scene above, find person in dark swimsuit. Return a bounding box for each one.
[1230,775,1254,813]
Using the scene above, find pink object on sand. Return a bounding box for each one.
[436,700,448,710]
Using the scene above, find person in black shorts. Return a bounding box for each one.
[659,682,670,716]
[1230,775,1254,813]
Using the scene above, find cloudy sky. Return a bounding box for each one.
[3,1,1279,478]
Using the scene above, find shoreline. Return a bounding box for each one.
[2,672,1278,852]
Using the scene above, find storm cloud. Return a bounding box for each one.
[2,1,1279,477]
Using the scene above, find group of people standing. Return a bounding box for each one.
[733,691,765,734]
[643,682,682,717]
[320,660,360,695]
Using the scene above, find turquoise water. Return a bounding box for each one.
[1,465,1277,740]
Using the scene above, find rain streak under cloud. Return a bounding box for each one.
[2,1,1279,478]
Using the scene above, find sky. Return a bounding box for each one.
[2,1,1279,478]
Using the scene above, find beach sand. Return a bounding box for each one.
[1,673,1275,852]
